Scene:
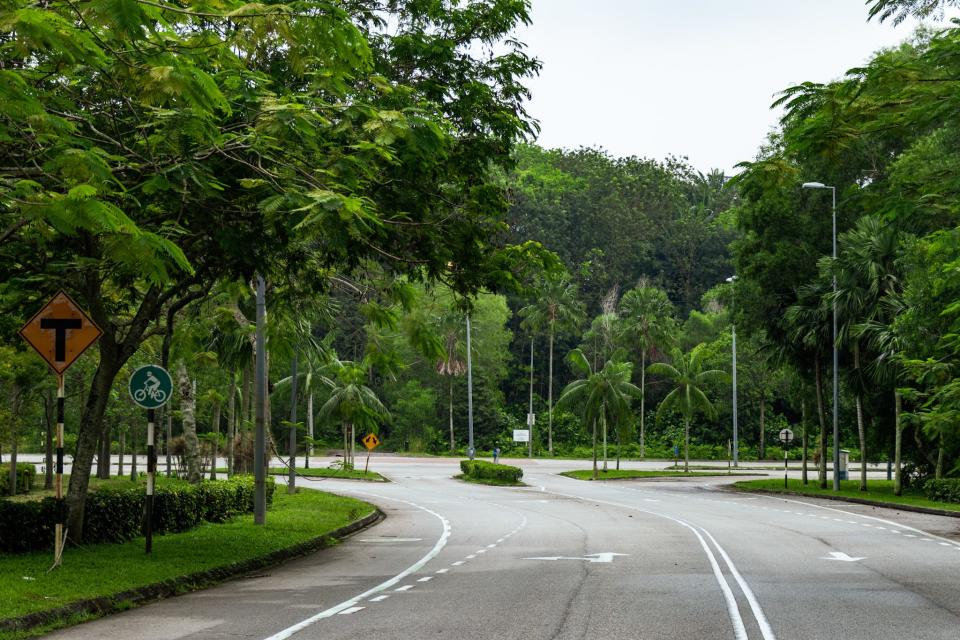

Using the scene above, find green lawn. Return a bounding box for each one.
[733,478,960,512]
[454,474,525,487]
[214,467,387,481]
[0,489,374,638]
[561,469,758,481]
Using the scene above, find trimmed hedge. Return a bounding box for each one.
[923,478,960,504]
[0,463,36,495]
[460,460,523,483]
[0,475,274,553]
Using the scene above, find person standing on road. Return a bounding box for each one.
[493,447,501,464]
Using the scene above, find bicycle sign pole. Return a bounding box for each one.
[129,365,173,554]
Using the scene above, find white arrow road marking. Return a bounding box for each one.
[522,552,629,564]
[822,552,866,562]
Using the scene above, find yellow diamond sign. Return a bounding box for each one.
[19,291,102,375]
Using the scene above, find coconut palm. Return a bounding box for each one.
[648,345,727,472]
[619,280,676,459]
[317,361,389,469]
[434,306,467,452]
[518,274,585,454]
[556,350,640,480]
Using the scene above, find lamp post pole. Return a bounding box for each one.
[803,182,840,491]
[726,275,738,467]
[466,312,475,460]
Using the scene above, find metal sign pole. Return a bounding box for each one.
[54,374,65,567]
[145,408,156,553]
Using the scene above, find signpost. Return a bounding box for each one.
[513,429,530,443]
[19,291,102,567]
[361,433,380,474]
[779,428,795,489]
[129,365,173,554]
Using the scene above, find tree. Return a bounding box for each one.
[519,274,585,454]
[648,345,727,472]
[317,362,389,470]
[618,280,676,458]
[557,350,640,480]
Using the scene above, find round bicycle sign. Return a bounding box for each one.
[128,365,173,409]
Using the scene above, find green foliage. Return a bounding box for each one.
[923,478,960,504]
[459,459,523,483]
[0,463,34,495]
[0,476,273,553]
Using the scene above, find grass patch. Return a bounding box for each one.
[733,478,960,512]
[454,474,525,487]
[213,467,387,482]
[560,469,757,481]
[0,488,374,637]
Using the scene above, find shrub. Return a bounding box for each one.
[0,463,35,495]
[460,460,523,483]
[0,475,274,553]
[923,478,960,504]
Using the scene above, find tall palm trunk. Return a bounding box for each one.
[226,374,236,476]
[683,415,690,473]
[602,403,608,471]
[449,377,455,452]
[342,422,349,468]
[305,392,314,469]
[592,419,598,480]
[639,350,646,459]
[177,362,202,484]
[894,390,903,496]
[854,346,867,491]
[759,397,766,460]
[548,327,555,455]
[210,400,221,481]
[801,399,809,485]
[814,353,828,489]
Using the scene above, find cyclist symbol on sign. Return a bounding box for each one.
[134,371,167,403]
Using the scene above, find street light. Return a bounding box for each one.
[726,275,738,467]
[802,181,840,491]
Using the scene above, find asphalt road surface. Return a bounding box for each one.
[42,457,960,640]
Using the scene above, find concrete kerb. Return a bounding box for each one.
[722,485,960,519]
[0,509,385,635]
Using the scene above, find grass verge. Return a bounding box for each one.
[214,467,387,481]
[732,478,960,513]
[0,489,376,639]
[561,469,758,481]
[454,474,525,487]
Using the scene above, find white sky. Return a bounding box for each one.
[515,0,947,174]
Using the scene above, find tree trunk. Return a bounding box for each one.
[210,401,221,481]
[227,373,236,477]
[894,390,903,496]
[683,415,690,473]
[165,405,173,476]
[44,389,54,490]
[350,423,355,468]
[305,392,314,469]
[177,362,202,484]
[288,351,299,494]
[449,377,455,452]
[814,353,828,489]
[856,394,867,491]
[130,421,138,480]
[592,419,598,480]
[602,404,608,471]
[639,350,646,459]
[342,423,349,468]
[801,399,809,485]
[759,397,766,460]
[936,435,944,480]
[98,428,111,479]
[118,429,125,478]
[548,327,555,455]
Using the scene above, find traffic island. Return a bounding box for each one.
[729,479,960,517]
[561,469,759,481]
[455,460,525,486]
[0,489,381,640]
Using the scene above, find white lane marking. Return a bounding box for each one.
[263,499,450,640]
[338,607,364,615]
[755,495,960,549]
[487,543,496,548]
[701,529,778,640]
[476,550,487,554]
[435,568,449,574]
[451,561,464,566]
[369,596,389,602]
[394,585,415,592]
[821,552,866,562]
[466,554,477,559]
[940,542,952,547]
[904,534,917,538]
[544,490,748,640]
[417,577,433,582]
[497,538,505,543]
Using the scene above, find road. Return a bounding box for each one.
[42,457,960,640]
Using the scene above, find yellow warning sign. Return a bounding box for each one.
[19,291,102,375]
[362,433,381,450]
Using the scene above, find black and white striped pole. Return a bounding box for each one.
[54,374,65,566]
[129,365,173,554]
[146,408,156,553]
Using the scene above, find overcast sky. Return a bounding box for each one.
[515,1,944,174]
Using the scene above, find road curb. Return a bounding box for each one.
[0,508,385,636]
[724,485,960,518]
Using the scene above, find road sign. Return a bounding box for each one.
[129,365,173,409]
[513,429,529,442]
[362,433,381,450]
[779,428,794,445]
[19,291,102,375]
[526,413,536,426]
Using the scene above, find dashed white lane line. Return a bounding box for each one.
[451,561,465,566]
[497,538,505,543]
[369,596,389,602]
[435,568,449,574]
[466,554,477,559]
[338,607,364,615]
[417,577,433,582]
[395,585,415,592]
[476,550,487,554]
[487,543,497,548]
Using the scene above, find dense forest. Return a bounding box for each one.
[2,0,960,545]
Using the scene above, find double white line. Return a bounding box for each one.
[545,489,776,640]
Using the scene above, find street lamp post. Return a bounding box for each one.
[802,181,840,491]
[466,312,475,460]
[726,275,738,467]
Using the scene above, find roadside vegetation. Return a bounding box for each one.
[457,460,524,486]
[561,469,757,481]
[733,479,960,513]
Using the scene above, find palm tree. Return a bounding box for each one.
[434,307,466,452]
[619,280,676,458]
[557,350,640,480]
[519,274,585,454]
[648,345,727,472]
[317,361,389,470]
